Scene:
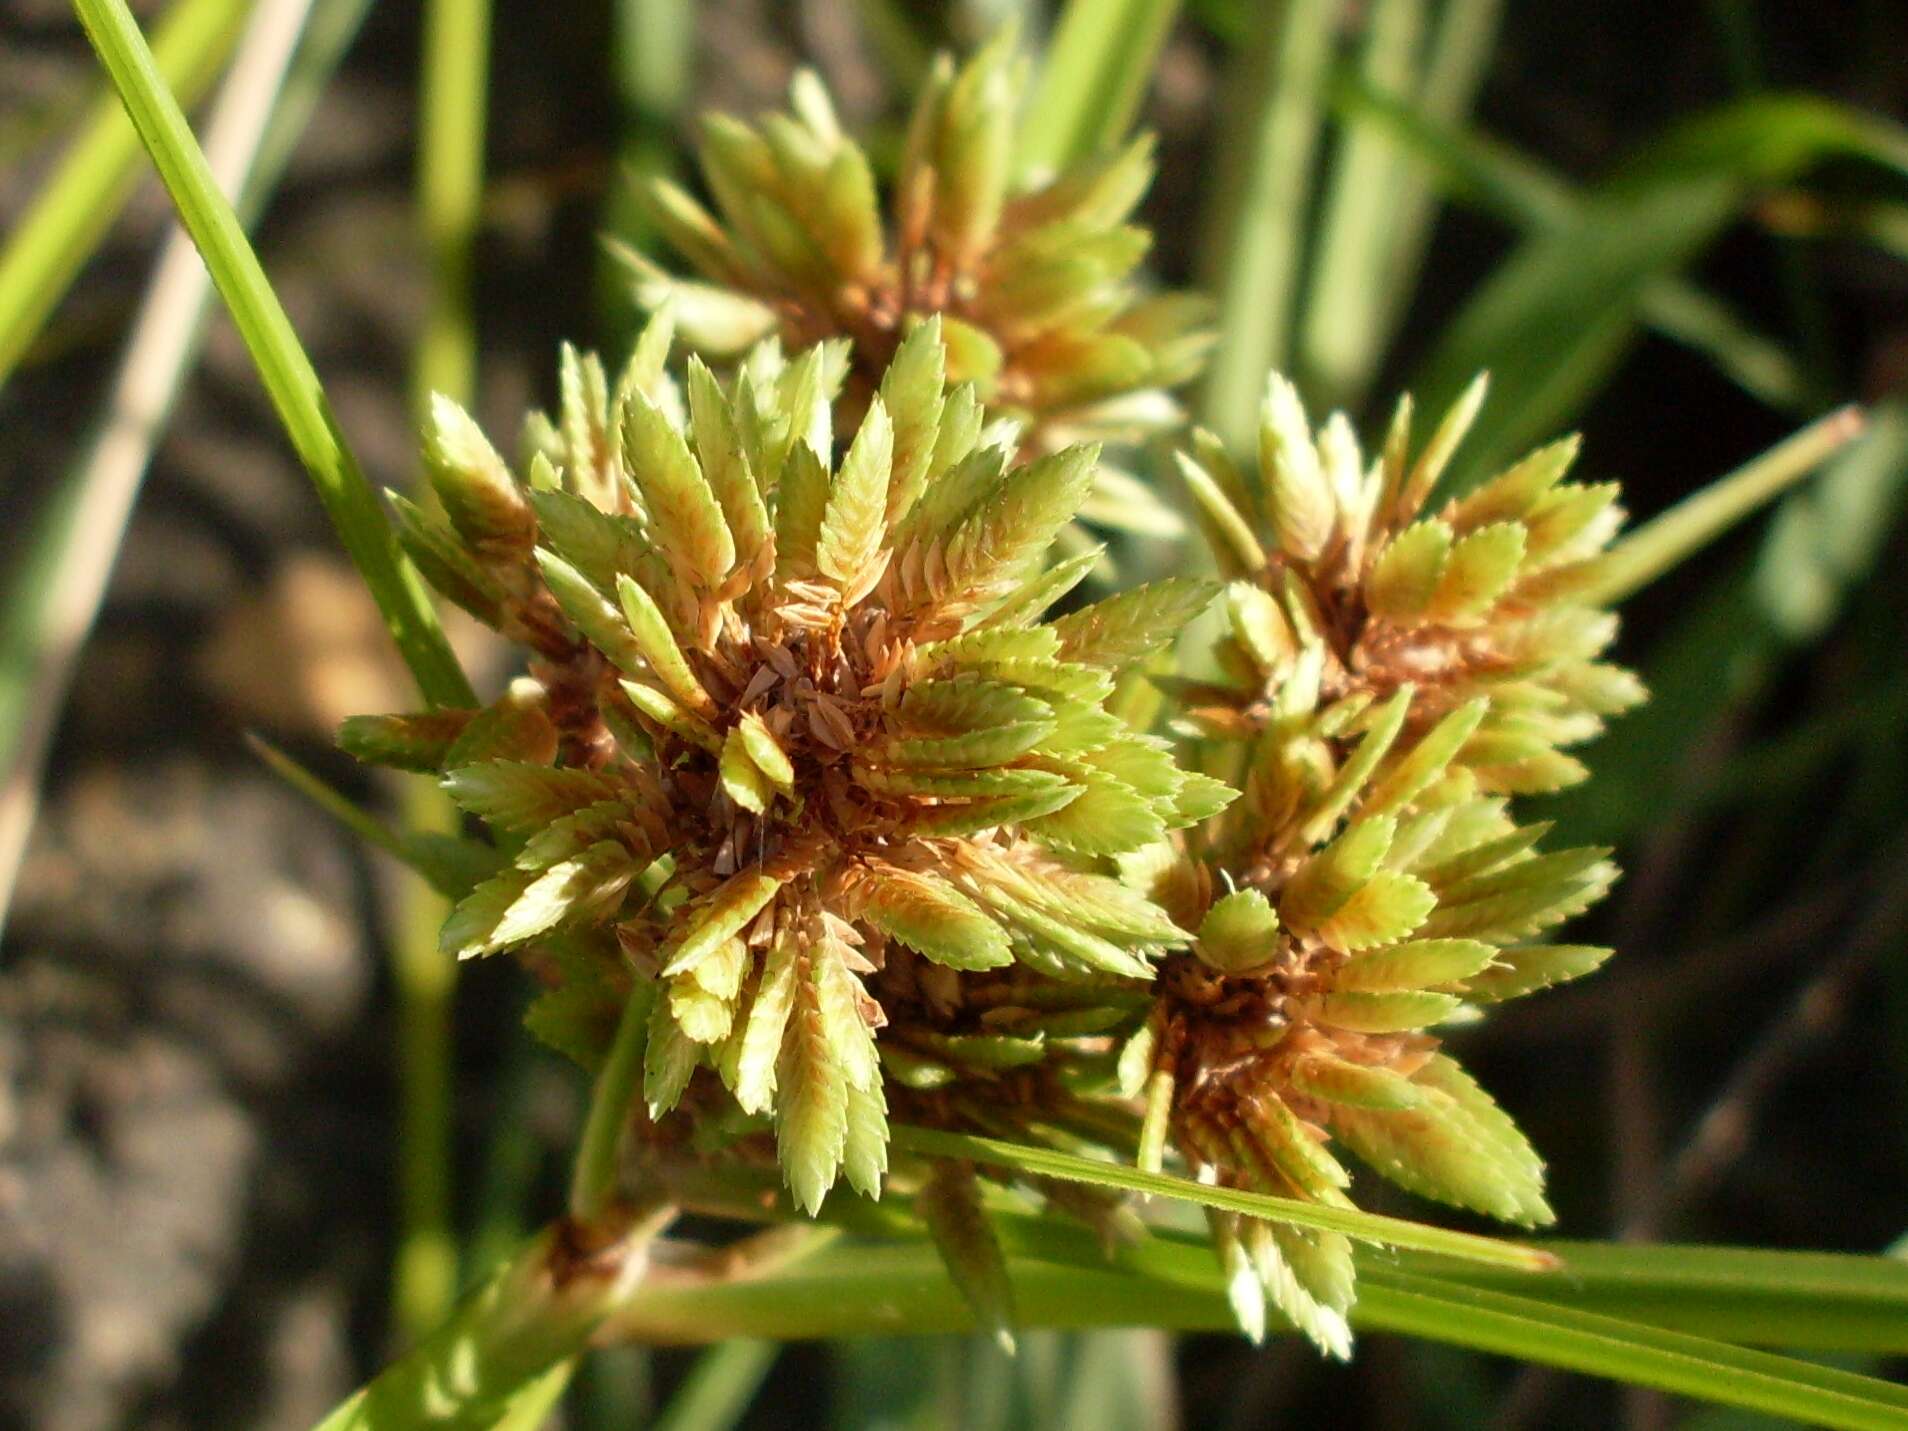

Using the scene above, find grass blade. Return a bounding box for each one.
[414,0,491,411]
[245,734,418,870]
[616,1173,1908,1355]
[1364,0,1504,382]
[890,1125,1555,1271]
[607,1232,1908,1426]
[650,1340,779,1431]
[0,0,249,391]
[1296,0,1426,409]
[1410,93,1908,483]
[72,0,476,710]
[1355,1268,1908,1431]
[385,0,494,1351]
[1584,404,1866,604]
[1398,1239,1908,1354]
[1197,0,1341,450]
[1019,0,1183,177]
[1337,76,1815,414]
[1552,397,1908,847]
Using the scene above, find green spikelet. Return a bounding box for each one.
[340,234,1650,1362]
[343,318,1207,1219]
[618,30,1212,452]
[1134,370,1648,1355]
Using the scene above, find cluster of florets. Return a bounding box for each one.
[1118,375,1641,1350]
[347,315,1225,1220]
[343,43,1643,1362]
[617,28,1211,458]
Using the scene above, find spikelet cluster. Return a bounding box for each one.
[340,45,1649,1363]
[1175,374,1645,790]
[617,29,1211,455]
[1117,376,1644,1352]
[345,314,1226,1217]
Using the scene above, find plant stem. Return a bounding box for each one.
[569,985,659,1223]
[1587,405,1867,604]
[1364,0,1504,392]
[597,0,692,330]
[385,0,495,1349]
[245,734,416,864]
[1197,0,1341,450]
[650,1339,779,1431]
[1297,0,1424,409]
[891,1125,1554,1270]
[72,0,476,711]
[414,0,491,413]
[597,1230,1908,1428]
[1019,0,1183,178]
[315,1207,674,1431]
[0,0,249,391]
[388,781,459,1345]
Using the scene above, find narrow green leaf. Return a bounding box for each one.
[1019,0,1182,177]
[1197,0,1342,449]
[890,1126,1556,1270]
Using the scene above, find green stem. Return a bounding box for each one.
[891,1125,1553,1271]
[1364,0,1504,389]
[385,0,494,1349]
[1,0,309,937]
[315,1209,673,1431]
[1197,0,1341,450]
[650,1339,779,1431]
[0,0,249,391]
[1296,0,1424,409]
[244,734,412,858]
[1586,404,1866,604]
[596,0,693,329]
[414,0,492,413]
[570,985,659,1223]
[388,779,459,1345]
[1019,0,1183,178]
[72,0,476,711]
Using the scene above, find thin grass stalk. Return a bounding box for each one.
[386,0,495,1351]
[650,1340,779,1431]
[1364,0,1504,384]
[72,0,476,711]
[413,0,490,412]
[388,817,458,1342]
[247,734,417,866]
[1296,0,1424,409]
[1336,76,1812,414]
[0,0,353,942]
[1196,0,1341,450]
[1586,405,1867,604]
[1018,0,1183,177]
[0,0,250,391]
[569,985,659,1223]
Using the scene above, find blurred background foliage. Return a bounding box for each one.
[2,0,1907,1427]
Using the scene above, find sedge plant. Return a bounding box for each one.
[59,2,1908,1427]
